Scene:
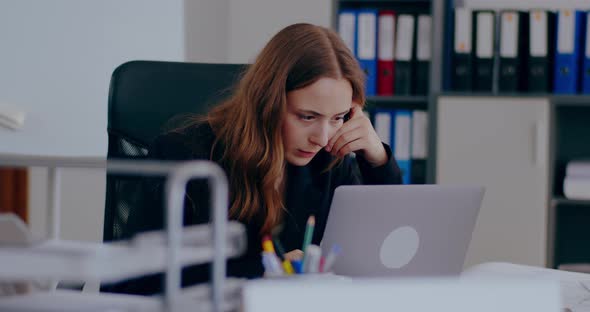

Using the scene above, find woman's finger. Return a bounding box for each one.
[330,125,367,156]
[334,138,365,158]
[284,249,304,261]
[348,103,363,120]
[326,117,363,152]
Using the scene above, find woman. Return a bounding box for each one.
[119,23,401,295]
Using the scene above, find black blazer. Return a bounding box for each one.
[108,122,402,295]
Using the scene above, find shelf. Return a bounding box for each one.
[438,93,590,105]
[552,96,590,107]
[0,222,246,283]
[439,92,553,98]
[366,96,429,110]
[337,0,431,12]
[339,0,430,3]
[455,1,590,10]
[552,197,590,207]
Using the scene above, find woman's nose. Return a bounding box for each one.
[309,123,330,147]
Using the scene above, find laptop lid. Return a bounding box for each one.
[320,185,484,277]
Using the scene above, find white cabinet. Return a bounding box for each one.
[436,96,550,268]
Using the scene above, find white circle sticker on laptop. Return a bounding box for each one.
[379,226,420,269]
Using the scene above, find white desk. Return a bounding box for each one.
[463,262,590,311]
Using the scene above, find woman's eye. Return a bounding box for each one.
[299,115,315,121]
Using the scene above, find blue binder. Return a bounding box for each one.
[337,9,358,57]
[392,110,412,184]
[372,109,412,184]
[356,9,378,96]
[554,10,586,94]
[582,12,590,93]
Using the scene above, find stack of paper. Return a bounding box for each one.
[463,262,590,312]
[564,161,590,200]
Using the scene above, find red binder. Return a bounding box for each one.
[377,10,396,95]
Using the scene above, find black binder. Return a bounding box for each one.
[473,10,496,92]
[415,15,431,95]
[527,10,556,93]
[452,8,473,91]
[394,14,416,95]
[410,110,428,184]
[498,11,529,93]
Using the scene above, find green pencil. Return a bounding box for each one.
[301,215,315,269]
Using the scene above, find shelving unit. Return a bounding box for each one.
[435,1,590,270]
[332,0,442,185]
[333,0,590,269]
[550,96,590,269]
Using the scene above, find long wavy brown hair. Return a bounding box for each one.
[206,23,366,234]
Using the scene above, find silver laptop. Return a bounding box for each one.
[320,185,484,277]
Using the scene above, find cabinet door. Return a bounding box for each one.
[436,96,550,268]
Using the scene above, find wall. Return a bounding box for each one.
[0,0,185,157]
[6,0,331,242]
[0,0,185,241]
[227,0,332,63]
[185,0,230,63]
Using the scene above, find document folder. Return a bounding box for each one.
[415,15,432,95]
[452,8,473,91]
[473,11,496,92]
[528,10,556,92]
[357,9,378,96]
[554,10,586,94]
[394,14,416,95]
[498,11,529,93]
[338,10,358,56]
[377,10,396,95]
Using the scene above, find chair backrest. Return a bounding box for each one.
[104,60,246,242]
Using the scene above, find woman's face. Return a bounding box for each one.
[282,77,353,166]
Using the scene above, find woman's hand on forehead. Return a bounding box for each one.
[325,104,388,167]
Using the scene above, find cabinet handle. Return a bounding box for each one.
[532,120,545,168]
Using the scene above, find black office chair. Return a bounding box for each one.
[104,60,246,242]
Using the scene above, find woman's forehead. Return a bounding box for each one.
[286,77,352,113]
